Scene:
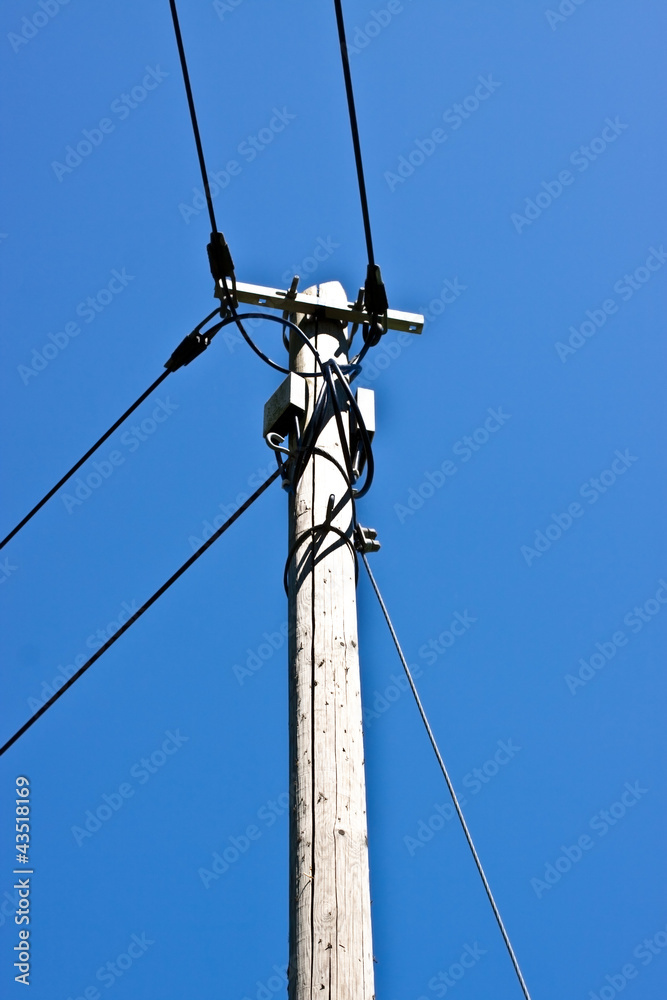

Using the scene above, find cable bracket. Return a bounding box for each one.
[355,524,381,554]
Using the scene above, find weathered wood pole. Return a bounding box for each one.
[287,282,375,1000]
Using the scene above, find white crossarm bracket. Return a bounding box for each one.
[214,279,424,334]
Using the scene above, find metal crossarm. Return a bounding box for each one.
[214,279,424,334]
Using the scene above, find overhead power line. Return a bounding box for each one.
[168,0,219,236]
[332,0,377,269]
[360,553,533,1000]
[0,468,281,758]
[1,309,223,552]
[1,371,168,551]
[332,0,388,327]
[168,0,237,298]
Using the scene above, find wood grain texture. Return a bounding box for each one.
[288,284,375,1000]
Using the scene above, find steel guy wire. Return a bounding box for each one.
[360,552,534,1000]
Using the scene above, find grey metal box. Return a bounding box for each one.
[263,373,306,439]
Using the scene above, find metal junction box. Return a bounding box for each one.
[263,373,306,439]
[354,387,375,441]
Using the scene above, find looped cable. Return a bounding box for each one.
[283,523,358,595]
[265,432,293,491]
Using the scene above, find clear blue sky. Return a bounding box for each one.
[1,1,665,998]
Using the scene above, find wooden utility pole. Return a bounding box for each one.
[254,276,421,1000]
[286,281,375,1000]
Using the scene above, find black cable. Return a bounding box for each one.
[163,307,225,372]
[168,1,237,296]
[223,310,321,377]
[218,278,338,378]
[0,468,281,758]
[332,0,376,269]
[1,309,222,552]
[289,376,330,491]
[269,355,372,501]
[0,370,169,552]
[351,336,372,368]
[217,281,362,385]
[239,303,375,570]
[332,0,388,326]
[360,553,533,1000]
[321,362,356,486]
[168,0,218,236]
[283,522,357,595]
[328,357,374,497]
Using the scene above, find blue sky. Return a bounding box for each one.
[0,1,665,998]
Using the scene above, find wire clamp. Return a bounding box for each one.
[207,231,237,307]
[355,524,380,554]
[163,330,210,372]
[364,263,388,339]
